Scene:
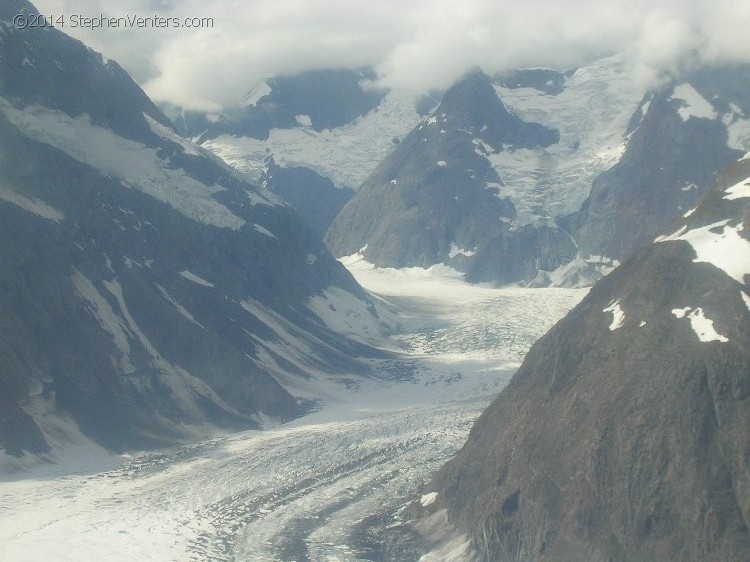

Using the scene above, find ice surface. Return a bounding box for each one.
[671,306,728,343]
[602,299,625,331]
[0,260,586,561]
[656,220,750,284]
[0,98,245,230]
[491,55,644,224]
[202,90,424,190]
[669,84,718,122]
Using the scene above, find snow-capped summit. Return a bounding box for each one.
[0,3,391,463]
[418,155,750,560]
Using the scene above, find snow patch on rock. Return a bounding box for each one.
[671,306,728,343]
[723,176,750,200]
[420,491,438,507]
[602,299,625,331]
[448,242,476,258]
[656,220,750,284]
[670,84,717,122]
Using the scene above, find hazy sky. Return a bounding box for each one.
[33,0,750,112]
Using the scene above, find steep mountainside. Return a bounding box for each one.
[565,66,750,261]
[258,157,354,235]
[0,1,390,460]
[421,156,750,561]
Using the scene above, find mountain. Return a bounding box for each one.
[415,156,750,560]
[0,1,390,461]
[258,157,355,236]
[173,67,387,143]
[167,67,416,234]
[322,57,650,285]
[564,65,750,261]
[324,67,579,284]
[168,69,430,235]
[324,58,750,287]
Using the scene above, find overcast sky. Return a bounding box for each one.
[33,0,750,112]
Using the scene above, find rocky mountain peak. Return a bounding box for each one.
[435,66,558,150]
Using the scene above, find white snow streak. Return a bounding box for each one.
[0,187,65,222]
[179,270,215,287]
[253,223,277,239]
[71,270,135,374]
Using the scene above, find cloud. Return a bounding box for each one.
[32,0,750,111]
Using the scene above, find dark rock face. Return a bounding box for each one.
[325,68,572,284]
[176,68,386,142]
[0,0,170,143]
[495,68,567,96]
[564,74,746,261]
[260,158,354,236]
[428,158,750,561]
[0,1,385,457]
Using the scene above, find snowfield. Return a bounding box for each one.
[0,263,586,562]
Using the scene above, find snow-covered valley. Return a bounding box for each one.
[0,263,586,562]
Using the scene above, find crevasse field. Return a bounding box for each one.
[0,258,586,562]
